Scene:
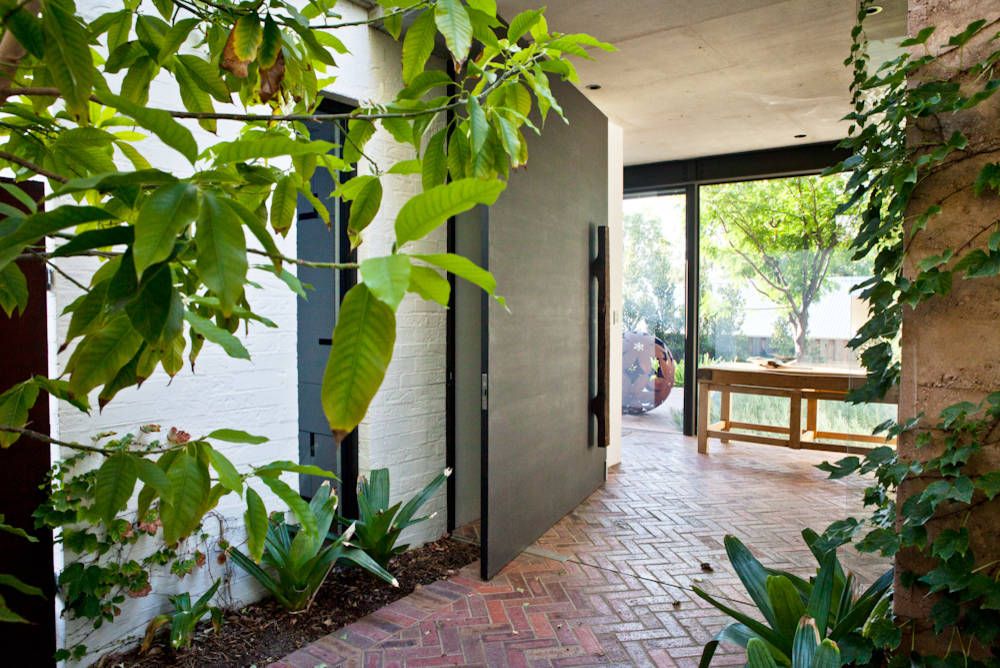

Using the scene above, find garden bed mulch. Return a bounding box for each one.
[104,536,479,668]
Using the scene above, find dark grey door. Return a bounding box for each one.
[481,80,609,578]
[297,106,357,509]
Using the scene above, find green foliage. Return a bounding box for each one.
[700,175,863,358]
[815,3,1000,662]
[621,210,684,339]
[0,515,44,624]
[697,533,892,667]
[141,579,223,652]
[230,482,395,612]
[344,467,451,569]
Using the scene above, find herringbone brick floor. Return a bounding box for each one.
[273,431,887,668]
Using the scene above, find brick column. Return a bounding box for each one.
[897,0,1000,656]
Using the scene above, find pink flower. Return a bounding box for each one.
[167,427,191,445]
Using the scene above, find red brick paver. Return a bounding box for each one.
[273,431,886,667]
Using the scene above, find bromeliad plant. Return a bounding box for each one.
[697,532,893,667]
[230,481,396,612]
[343,466,450,569]
[141,578,223,653]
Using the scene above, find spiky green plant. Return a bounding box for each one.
[141,579,222,652]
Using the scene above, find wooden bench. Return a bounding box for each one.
[696,363,897,455]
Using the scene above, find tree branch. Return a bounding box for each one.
[0,149,68,183]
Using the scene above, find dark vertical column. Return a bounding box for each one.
[0,179,56,665]
[683,183,700,436]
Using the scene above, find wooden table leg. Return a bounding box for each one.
[698,381,710,454]
[719,389,731,444]
[789,390,802,449]
[806,395,817,441]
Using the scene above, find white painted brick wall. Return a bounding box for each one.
[49,1,447,659]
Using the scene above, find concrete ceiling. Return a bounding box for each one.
[496,0,907,165]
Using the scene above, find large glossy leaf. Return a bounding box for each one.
[407,265,450,305]
[422,129,448,190]
[66,314,145,395]
[125,263,176,343]
[401,9,436,85]
[184,311,251,360]
[196,192,248,316]
[99,93,199,164]
[243,487,268,562]
[768,575,806,642]
[207,428,268,444]
[0,381,39,448]
[412,252,504,306]
[725,535,779,630]
[206,445,243,494]
[135,457,172,497]
[259,475,317,537]
[793,618,821,668]
[692,586,788,660]
[161,451,210,544]
[507,8,543,42]
[321,284,396,439]
[747,638,781,668]
[42,0,95,121]
[807,550,837,636]
[344,176,382,243]
[133,183,199,276]
[395,178,504,247]
[698,623,759,668]
[231,15,263,61]
[361,255,411,311]
[434,0,473,65]
[212,136,335,164]
[812,639,842,668]
[0,206,114,270]
[270,176,298,236]
[0,264,27,317]
[93,454,138,524]
[176,55,231,103]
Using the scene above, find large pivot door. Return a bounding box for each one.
[480,80,609,578]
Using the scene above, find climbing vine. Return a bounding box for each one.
[820,2,1000,664]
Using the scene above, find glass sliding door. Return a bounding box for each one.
[697,174,894,441]
[620,192,687,435]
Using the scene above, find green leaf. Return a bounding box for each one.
[244,487,268,561]
[259,15,282,68]
[387,159,422,175]
[176,55,232,103]
[2,2,43,58]
[812,639,842,668]
[0,263,28,317]
[93,454,138,524]
[259,475,317,537]
[978,471,1000,499]
[466,0,497,16]
[135,457,172,496]
[161,451,211,544]
[32,376,90,412]
[724,535,780,631]
[184,311,251,360]
[343,120,375,165]
[270,176,298,236]
[321,284,396,438]
[232,14,263,60]
[422,129,448,190]
[793,618,821,668]
[254,460,337,479]
[342,176,382,242]
[974,163,1000,197]
[395,178,504,247]
[807,550,837,635]
[412,252,504,306]
[767,575,806,641]
[361,255,411,311]
[196,192,248,316]
[401,9,436,86]
[125,263,178,343]
[207,428,268,444]
[99,93,199,164]
[507,8,543,42]
[66,314,145,395]
[42,0,95,121]
[134,183,200,276]
[468,97,488,154]
[434,0,473,65]
[206,445,243,494]
[0,381,39,448]
[158,17,199,63]
[0,573,43,598]
[0,206,114,270]
[212,136,335,164]
[746,638,781,668]
[407,265,450,305]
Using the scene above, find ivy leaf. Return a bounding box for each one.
[321,284,396,440]
[206,428,268,444]
[412,252,505,307]
[401,9,436,86]
[42,0,95,121]
[395,178,505,247]
[361,255,411,311]
[407,265,451,305]
[932,528,969,560]
[0,381,40,448]
[133,183,199,277]
[196,192,248,317]
[161,451,211,544]
[434,0,473,66]
[244,487,268,561]
[974,163,1000,196]
[978,471,1000,499]
[93,454,138,525]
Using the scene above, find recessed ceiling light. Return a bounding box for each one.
[794,133,808,139]
[865,5,883,15]
[585,84,602,90]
